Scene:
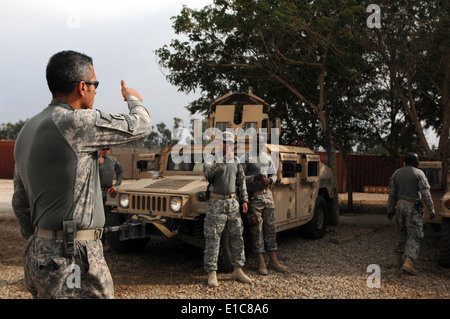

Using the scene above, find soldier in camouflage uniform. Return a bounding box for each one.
[203,131,252,287]
[12,50,152,298]
[241,136,288,275]
[387,152,435,275]
[99,147,124,202]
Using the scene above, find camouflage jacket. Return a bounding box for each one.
[12,97,151,238]
[203,154,248,203]
[241,151,277,194]
[387,165,435,215]
[99,155,124,188]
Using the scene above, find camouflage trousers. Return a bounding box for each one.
[203,197,246,273]
[23,235,114,299]
[249,190,277,254]
[394,201,424,260]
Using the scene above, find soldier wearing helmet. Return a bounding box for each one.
[387,152,435,274]
[202,130,251,287]
[241,134,288,275]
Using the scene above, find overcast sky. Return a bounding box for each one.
[0,0,213,131]
[0,0,440,147]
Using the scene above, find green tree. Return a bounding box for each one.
[366,0,450,160]
[156,0,374,224]
[140,117,185,149]
[0,120,28,140]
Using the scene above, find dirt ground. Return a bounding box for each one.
[0,179,388,266]
[2,179,450,302]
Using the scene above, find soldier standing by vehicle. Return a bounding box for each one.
[387,152,435,275]
[99,147,124,202]
[241,135,288,275]
[12,50,152,298]
[203,131,252,287]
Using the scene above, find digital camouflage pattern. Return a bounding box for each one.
[13,96,151,298]
[203,198,246,272]
[387,165,435,215]
[241,151,277,194]
[242,151,278,254]
[23,236,114,299]
[388,165,435,260]
[203,155,248,273]
[203,154,248,203]
[247,191,277,254]
[393,202,424,260]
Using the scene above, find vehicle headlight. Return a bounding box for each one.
[170,197,182,213]
[119,194,129,208]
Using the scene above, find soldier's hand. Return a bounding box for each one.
[121,80,143,102]
[242,202,248,214]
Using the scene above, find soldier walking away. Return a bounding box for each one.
[99,147,124,202]
[387,152,435,275]
[241,136,288,275]
[12,50,152,298]
[203,131,252,287]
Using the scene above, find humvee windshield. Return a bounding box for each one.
[166,154,204,172]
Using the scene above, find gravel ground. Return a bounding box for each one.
[1,179,450,301]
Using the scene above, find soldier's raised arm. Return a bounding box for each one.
[54,80,152,153]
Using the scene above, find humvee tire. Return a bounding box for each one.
[218,227,234,272]
[301,195,328,239]
[440,217,450,268]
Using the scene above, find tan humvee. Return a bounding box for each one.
[104,92,336,258]
[419,154,450,267]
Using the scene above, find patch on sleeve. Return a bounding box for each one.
[98,110,112,123]
[95,110,134,134]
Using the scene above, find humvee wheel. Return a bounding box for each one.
[105,212,150,253]
[218,227,233,272]
[301,195,328,239]
[440,217,450,268]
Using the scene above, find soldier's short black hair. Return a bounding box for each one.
[46,50,93,97]
[405,152,419,168]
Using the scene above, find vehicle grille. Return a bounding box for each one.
[145,178,194,190]
[130,194,168,213]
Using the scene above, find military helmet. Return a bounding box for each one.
[405,152,419,168]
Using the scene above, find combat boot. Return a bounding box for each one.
[207,271,218,287]
[232,267,252,284]
[393,252,404,267]
[257,253,268,275]
[402,256,417,275]
[268,251,288,272]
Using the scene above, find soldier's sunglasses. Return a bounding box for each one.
[73,80,99,89]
